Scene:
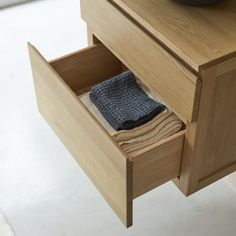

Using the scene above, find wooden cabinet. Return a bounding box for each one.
[29,0,236,227]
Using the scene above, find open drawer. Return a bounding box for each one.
[28,42,185,227]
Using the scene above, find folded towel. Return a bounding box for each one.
[80,91,182,157]
[113,109,171,142]
[113,109,182,157]
[89,71,165,131]
[79,82,161,135]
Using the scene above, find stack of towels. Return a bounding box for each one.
[80,71,182,157]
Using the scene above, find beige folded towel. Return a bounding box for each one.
[79,90,182,157]
[113,110,182,155]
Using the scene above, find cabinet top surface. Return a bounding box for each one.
[111,0,236,71]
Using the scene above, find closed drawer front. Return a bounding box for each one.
[28,43,185,227]
[81,0,201,123]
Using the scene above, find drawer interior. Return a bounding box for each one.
[29,42,185,226]
[50,43,123,96]
[51,46,184,132]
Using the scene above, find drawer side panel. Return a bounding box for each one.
[28,43,133,227]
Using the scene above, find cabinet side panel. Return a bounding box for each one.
[176,56,236,194]
[196,67,236,185]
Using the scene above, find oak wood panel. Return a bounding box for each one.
[111,0,236,71]
[132,131,185,199]
[50,44,122,93]
[175,55,236,195]
[173,122,197,195]
[198,69,236,181]
[81,0,201,123]
[87,26,94,46]
[87,26,100,46]
[28,43,133,227]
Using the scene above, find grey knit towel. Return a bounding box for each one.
[89,71,165,131]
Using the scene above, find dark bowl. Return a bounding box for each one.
[174,0,222,6]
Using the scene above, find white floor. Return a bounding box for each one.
[1,0,236,235]
[0,211,15,236]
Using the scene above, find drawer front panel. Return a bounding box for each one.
[28,43,133,227]
[81,0,201,123]
[132,131,185,198]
